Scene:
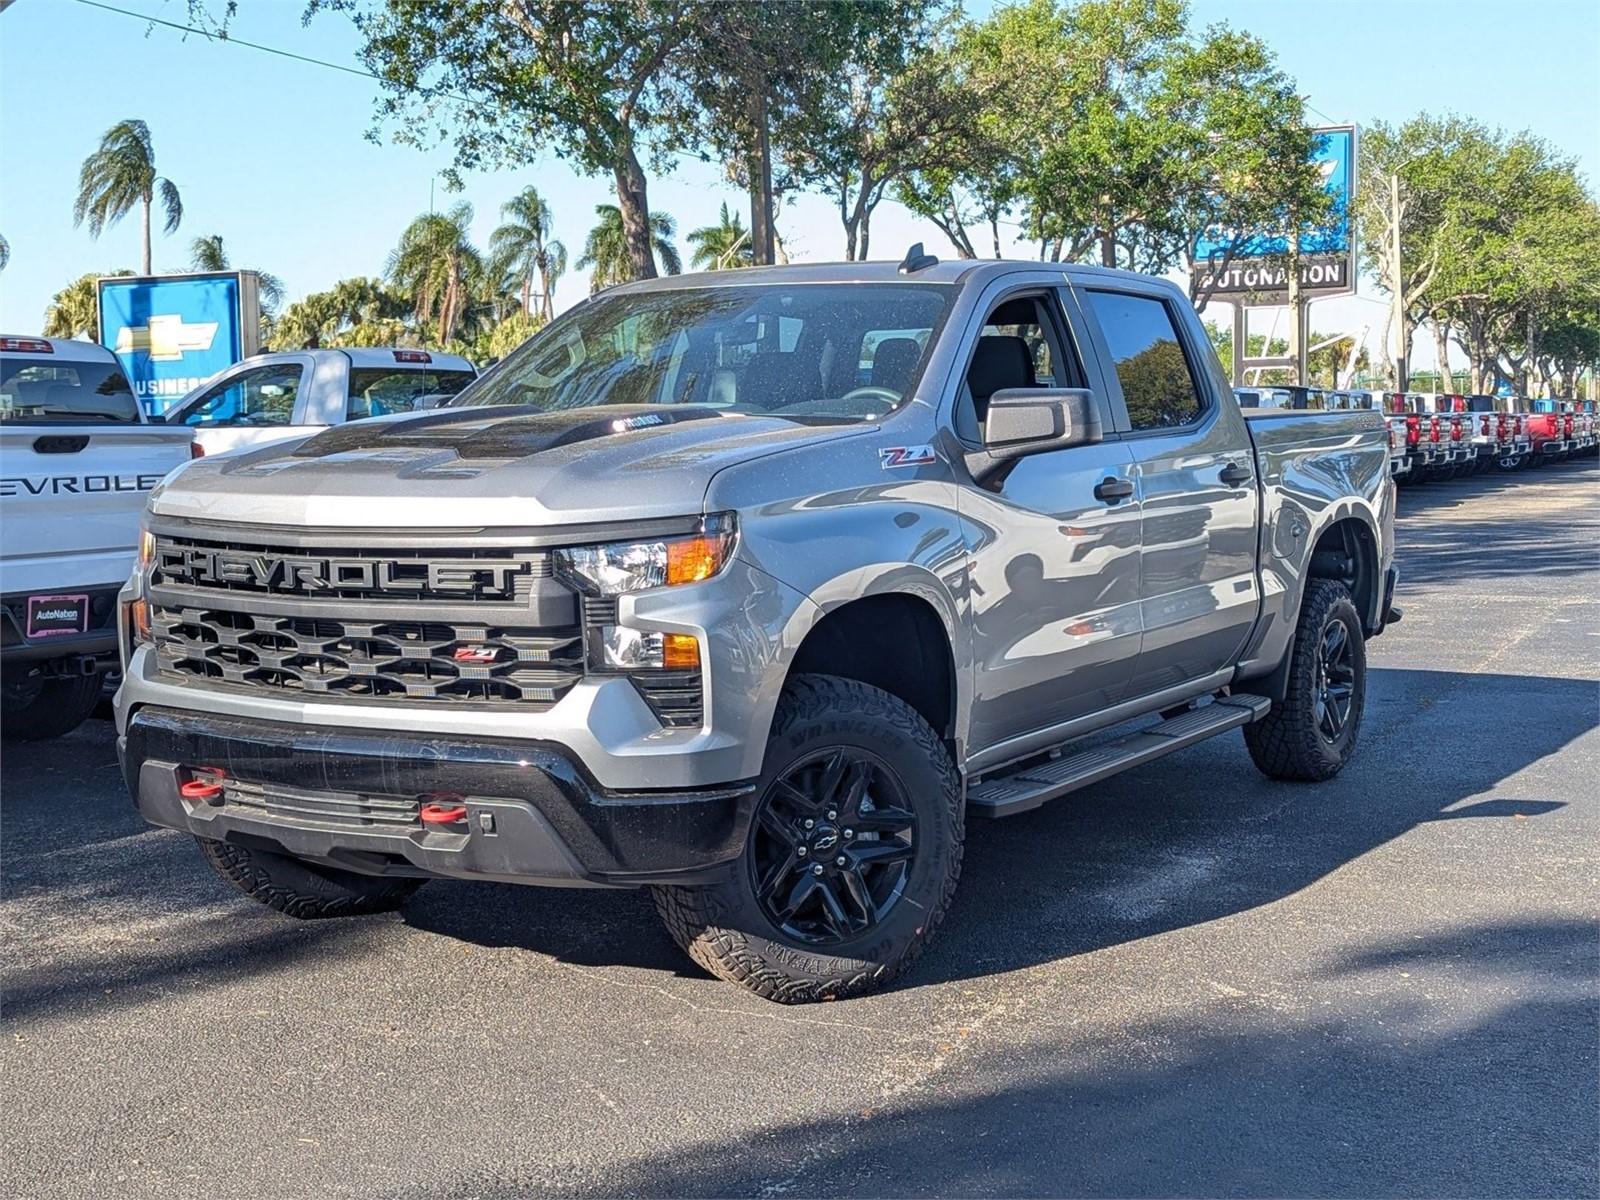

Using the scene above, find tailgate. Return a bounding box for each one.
[0,425,193,593]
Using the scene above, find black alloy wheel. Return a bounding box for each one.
[750,747,917,946]
[1314,618,1357,743]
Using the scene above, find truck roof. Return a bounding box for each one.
[0,335,121,363]
[233,347,477,372]
[610,258,1171,295]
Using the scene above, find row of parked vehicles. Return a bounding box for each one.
[1235,385,1598,483]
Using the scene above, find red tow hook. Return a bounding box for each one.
[180,768,226,803]
[419,799,469,826]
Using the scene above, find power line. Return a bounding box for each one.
[70,0,474,103]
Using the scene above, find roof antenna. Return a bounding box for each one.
[898,242,939,274]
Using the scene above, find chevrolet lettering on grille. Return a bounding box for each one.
[156,546,530,597]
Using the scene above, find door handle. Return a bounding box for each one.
[1219,462,1253,487]
[1093,476,1135,503]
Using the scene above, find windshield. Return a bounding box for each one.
[452,283,952,423]
[0,359,141,424]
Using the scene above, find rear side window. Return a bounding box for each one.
[181,363,303,427]
[0,360,140,424]
[1084,291,1206,430]
[346,369,475,420]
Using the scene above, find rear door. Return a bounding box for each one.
[172,357,317,454]
[1074,283,1260,697]
[0,353,192,594]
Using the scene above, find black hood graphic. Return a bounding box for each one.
[293,404,726,460]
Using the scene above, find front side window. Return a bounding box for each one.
[452,283,953,424]
[0,360,140,424]
[181,363,303,427]
[1084,291,1206,430]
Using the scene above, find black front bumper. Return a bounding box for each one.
[122,707,756,888]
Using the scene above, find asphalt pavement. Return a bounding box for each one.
[3,459,1596,1199]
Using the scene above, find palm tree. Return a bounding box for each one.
[488,187,567,321]
[187,233,285,312]
[42,270,132,339]
[576,204,681,293]
[688,203,754,271]
[386,203,484,345]
[0,233,9,273]
[73,119,182,274]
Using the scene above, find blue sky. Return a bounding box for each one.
[3,0,1597,366]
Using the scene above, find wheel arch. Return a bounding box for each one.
[1257,508,1382,704]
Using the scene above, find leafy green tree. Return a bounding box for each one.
[780,2,982,260]
[186,233,286,313]
[386,203,484,345]
[73,119,182,275]
[272,277,411,349]
[687,203,753,271]
[577,204,680,291]
[42,270,132,339]
[307,0,695,282]
[488,187,566,320]
[676,3,863,265]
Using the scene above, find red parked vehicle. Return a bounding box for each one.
[1523,401,1575,465]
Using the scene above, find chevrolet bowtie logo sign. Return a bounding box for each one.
[114,314,219,361]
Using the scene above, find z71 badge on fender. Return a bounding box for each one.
[879,445,938,468]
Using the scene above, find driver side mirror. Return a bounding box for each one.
[982,388,1102,461]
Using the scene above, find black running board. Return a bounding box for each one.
[966,694,1272,819]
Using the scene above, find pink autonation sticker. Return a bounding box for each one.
[26,593,90,638]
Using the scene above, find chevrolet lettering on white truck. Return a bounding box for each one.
[117,254,1398,1003]
[1,336,194,740]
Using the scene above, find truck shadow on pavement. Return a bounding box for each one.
[398,666,1592,991]
[474,916,1597,1199]
[1,665,1591,1026]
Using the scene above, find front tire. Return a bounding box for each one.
[1245,579,1367,782]
[653,674,963,1004]
[196,837,425,918]
[2,671,104,742]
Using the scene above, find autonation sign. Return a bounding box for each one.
[98,272,261,416]
[1193,125,1357,304]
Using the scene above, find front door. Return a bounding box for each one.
[958,289,1144,757]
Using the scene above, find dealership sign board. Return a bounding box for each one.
[1193,125,1358,305]
[97,271,261,415]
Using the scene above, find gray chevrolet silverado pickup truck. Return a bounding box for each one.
[117,254,1398,1003]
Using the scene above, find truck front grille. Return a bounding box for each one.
[153,607,584,705]
[149,530,584,710]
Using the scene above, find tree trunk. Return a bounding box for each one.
[858,207,871,261]
[522,272,533,317]
[140,192,153,275]
[1433,322,1454,392]
[990,214,1002,260]
[612,146,658,281]
[747,89,775,266]
[1099,231,1116,268]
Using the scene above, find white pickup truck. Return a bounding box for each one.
[1,336,194,739]
[160,348,477,456]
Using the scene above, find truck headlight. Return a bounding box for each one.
[555,514,737,596]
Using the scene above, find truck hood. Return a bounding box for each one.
[149,405,869,528]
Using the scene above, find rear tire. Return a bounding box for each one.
[196,837,425,918]
[653,674,963,1004]
[1245,579,1366,782]
[1,671,104,742]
